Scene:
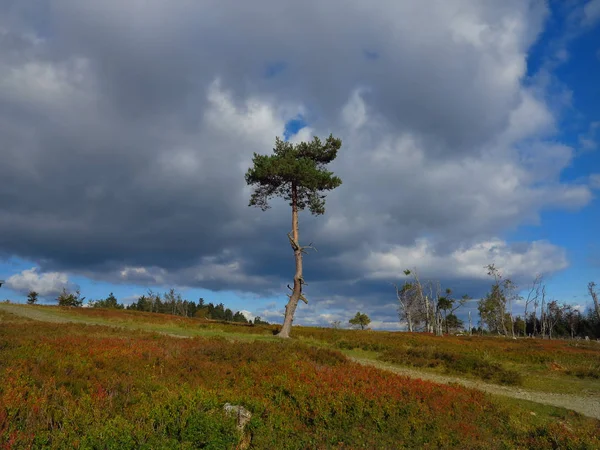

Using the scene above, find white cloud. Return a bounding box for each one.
[579,121,600,152]
[499,90,555,143]
[120,294,142,306]
[119,267,166,285]
[341,88,369,130]
[360,238,568,282]
[5,268,73,297]
[239,310,255,322]
[583,0,600,26]
[203,79,286,148]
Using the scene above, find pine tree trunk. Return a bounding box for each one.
[444,310,448,335]
[277,183,303,338]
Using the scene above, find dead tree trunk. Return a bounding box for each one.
[589,282,600,322]
[500,303,508,336]
[412,271,431,333]
[524,275,541,337]
[395,283,414,332]
[432,282,443,336]
[540,286,547,339]
[509,313,515,338]
[435,311,443,336]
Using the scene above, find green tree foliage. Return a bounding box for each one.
[245,134,342,338]
[514,316,526,336]
[57,288,85,307]
[253,316,270,325]
[478,284,506,334]
[26,291,39,305]
[445,314,463,332]
[126,290,251,324]
[477,264,512,335]
[91,292,124,309]
[349,312,371,330]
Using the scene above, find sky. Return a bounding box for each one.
[0,0,599,329]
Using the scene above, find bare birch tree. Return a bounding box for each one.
[503,279,519,339]
[394,270,421,332]
[524,274,543,337]
[540,285,547,338]
[546,300,564,340]
[589,282,600,322]
[395,269,465,335]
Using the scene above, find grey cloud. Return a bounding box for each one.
[0,0,593,325]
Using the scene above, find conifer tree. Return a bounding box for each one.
[245,134,342,338]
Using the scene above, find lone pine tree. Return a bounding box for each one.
[245,134,342,338]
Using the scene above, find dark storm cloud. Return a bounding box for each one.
[0,0,594,323]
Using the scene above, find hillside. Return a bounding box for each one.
[1,304,599,449]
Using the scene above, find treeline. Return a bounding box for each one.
[475,269,600,339]
[26,288,269,326]
[472,307,600,339]
[125,289,266,324]
[394,265,600,339]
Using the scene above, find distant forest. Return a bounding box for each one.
[70,288,270,325]
[127,289,270,325]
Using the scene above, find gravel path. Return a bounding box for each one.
[349,357,600,420]
[2,304,599,420]
[0,304,90,323]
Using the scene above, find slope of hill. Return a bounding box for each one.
[1,304,599,449]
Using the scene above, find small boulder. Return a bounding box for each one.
[223,403,252,432]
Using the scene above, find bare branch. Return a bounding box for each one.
[300,243,318,254]
[287,232,300,251]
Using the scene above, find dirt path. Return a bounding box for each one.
[349,357,600,420]
[0,304,94,323]
[2,303,599,420]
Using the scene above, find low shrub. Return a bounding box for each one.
[379,347,523,385]
[566,366,600,379]
[0,313,599,449]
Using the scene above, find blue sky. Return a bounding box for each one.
[0,0,598,328]
[506,1,600,306]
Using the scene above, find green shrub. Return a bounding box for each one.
[379,348,523,385]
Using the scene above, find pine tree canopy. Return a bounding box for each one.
[245,134,342,215]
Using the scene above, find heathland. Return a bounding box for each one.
[1,303,599,449]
